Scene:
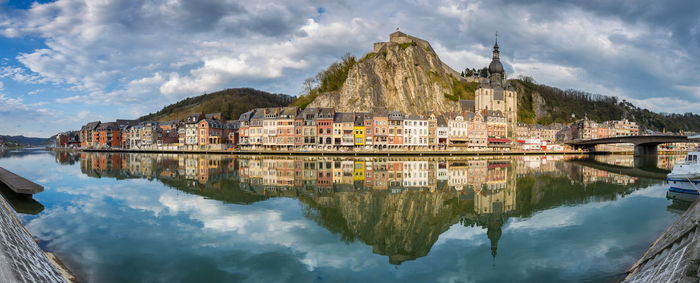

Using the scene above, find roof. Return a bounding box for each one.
[354,112,367,125]
[436,115,448,127]
[459,100,475,112]
[483,110,505,118]
[317,108,335,119]
[464,112,475,120]
[404,114,426,120]
[251,108,265,119]
[238,110,254,121]
[205,113,222,120]
[96,122,118,131]
[278,107,298,118]
[201,119,222,128]
[334,112,354,123]
[138,121,159,127]
[187,113,203,123]
[225,121,239,129]
[116,119,138,128]
[81,121,101,131]
[160,120,179,126]
[299,107,318,120]
[388,111,403,120]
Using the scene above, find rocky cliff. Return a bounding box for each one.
[301,190,474,265]
[308,31,476,113]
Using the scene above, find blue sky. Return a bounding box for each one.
[1,0,699,137]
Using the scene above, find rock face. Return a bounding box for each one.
[309,31,473,113]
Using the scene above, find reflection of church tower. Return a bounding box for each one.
[471,160,517,262]
[486,212,506,260]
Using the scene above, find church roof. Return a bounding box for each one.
[488,40,503,75]
[459,100,475,112]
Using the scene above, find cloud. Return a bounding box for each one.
[0,93,50,116]
[0,0,698,134]
[0,65,50,84]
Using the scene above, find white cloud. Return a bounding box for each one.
[0,0,697,134]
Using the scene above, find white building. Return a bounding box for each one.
[403,161,429,187]
[262,108,280,148]
[448,112,469,146]
[403,115,429,147]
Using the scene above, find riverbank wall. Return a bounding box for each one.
[0,189,75,282]
[624,198,700,282]
[67,148,596,156]
[49,147,688,156]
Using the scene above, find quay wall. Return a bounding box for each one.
[71,148,598,156]
[0,191,74,282]
[624,199,700,282]
[50,147,687,156]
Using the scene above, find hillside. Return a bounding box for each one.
[513,79,700,132]
[139,88,294,121]
[297,31,478,113]
[0,135,49,146]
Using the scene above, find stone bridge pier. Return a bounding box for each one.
[633,143,659,157]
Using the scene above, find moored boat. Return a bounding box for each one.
[667,151,700,196]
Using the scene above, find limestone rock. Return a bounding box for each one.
[309,32,473,113]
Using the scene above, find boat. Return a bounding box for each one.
[667,150,700,197]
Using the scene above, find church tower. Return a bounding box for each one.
[475,36,518,138]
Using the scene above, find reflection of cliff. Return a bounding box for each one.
[300,191,473,265]
[71,152,660,266]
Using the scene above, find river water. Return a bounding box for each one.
[0,150,690,282]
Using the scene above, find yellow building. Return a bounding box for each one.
[354,113,368,146]
[353,160,365,181]
[354,126,365,146]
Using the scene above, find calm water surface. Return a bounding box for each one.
[0,150,689,282]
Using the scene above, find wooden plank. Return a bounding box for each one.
[0,167,43,195]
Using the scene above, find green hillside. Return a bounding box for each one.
[139,88,294,121]
[0,135,49,146]
[513,79,700,132]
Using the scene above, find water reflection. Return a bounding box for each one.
[67,152,674,266]
[0,183,44,214]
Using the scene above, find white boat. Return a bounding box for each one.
[667,151,700,196]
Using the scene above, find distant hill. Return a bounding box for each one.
[512,79,700,132]
[0,135,49,146]
[139,88,295,121]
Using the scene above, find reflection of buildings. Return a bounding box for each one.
[55,152,80,165]
[73,152,656,266]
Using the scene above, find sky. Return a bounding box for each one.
[0,0,699,137]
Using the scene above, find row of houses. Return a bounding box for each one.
[77,106,513,150]
[556,118,640,141]
[236,106,509,150]
[79,113,239,150]
[73,108,657,152]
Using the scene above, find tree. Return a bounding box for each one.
[479,67,489,78]
[302,77,318,95]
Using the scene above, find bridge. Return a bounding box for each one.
[565,135,697,156]
[568,158,670,180]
